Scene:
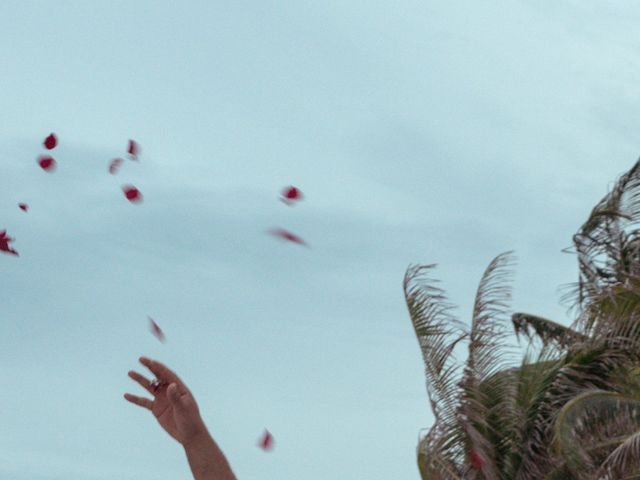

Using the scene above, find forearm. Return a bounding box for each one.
[183,429,237,480]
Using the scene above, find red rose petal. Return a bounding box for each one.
[148,316,166,343]
[0,230,19,256]
[109,158,124,174]
[258,430,274,451]
[280,186,303,205]
[470,450,486,470]
[128,139,139,160]
[122,185,143,203]
[18,203,28,212]
[38,156,56,172]
[43,133,57,150]
[268,228,308,246]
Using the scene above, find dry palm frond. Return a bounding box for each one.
[561,158,640,320]
[418,424,466,480]
[584,280,640,351]
[457,252,517,480]
[410,159,640,480]
[599,430,640,479]
[551,390,640,479]
[404,263,468,475]
[466,252,518,382]
[511,313,587,349]
[513,343,637,480]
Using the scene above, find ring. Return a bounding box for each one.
[150,379,163,392]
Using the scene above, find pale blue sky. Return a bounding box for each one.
[1,1,640,479]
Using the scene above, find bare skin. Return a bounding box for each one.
[124,356,207,444]
[124,357,237,479]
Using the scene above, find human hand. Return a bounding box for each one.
[124,357,209,446]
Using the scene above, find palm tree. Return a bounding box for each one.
[406,159,640,479]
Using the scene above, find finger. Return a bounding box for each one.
[139,357,190,393]
[128,370,157,395]
[123,393,153,410]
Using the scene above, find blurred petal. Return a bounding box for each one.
[258,430,274,451]
[128,140,139,160]
[0,230,19,256]
[122,185,143,203]
[470,450,486,470]
[38,156,56,172]
[148,316,166,343]
[267,228,307,246]
[43,133,57,150]
[108,158,124,174]
[280,186,303,205]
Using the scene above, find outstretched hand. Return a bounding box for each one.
[124,357,208,446]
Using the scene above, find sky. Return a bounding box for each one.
[1,1,640,479]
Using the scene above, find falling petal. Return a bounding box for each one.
[38,156,56,172]
[122,185,143,203]
[148,316,166,343]
[267,228,308,246]
[128,140,139,160]
[258,430,274,451]
[18,203,28,212]
[0,230,19,256]
[280,186,303,205]
[43,133,57,150]
[469,450,486,470]
[109,158,124,174]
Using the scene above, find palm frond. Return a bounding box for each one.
[466,251,518,381]
[404,263,468,472]
[457,251,517,480]
[551,390,640,478]
[511,313,587,349]
[513,343,638,480]
[585,280,640,351]
[499,340,567,479]
[599,430,640,479]
[568,158,640,317]
[417,425,465,479]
